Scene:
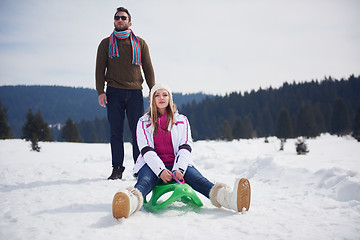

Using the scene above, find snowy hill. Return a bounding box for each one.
[0,135,359,240]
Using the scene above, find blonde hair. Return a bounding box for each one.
[149,89,177,136]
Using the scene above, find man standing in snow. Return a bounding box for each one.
[95,7,155,180]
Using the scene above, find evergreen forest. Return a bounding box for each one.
[0,74,359,143]
[0,86,207,142]
[181,75,360,140]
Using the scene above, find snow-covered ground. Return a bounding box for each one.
[1,134,359,240]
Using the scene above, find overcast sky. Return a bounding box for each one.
[0,0,359,95]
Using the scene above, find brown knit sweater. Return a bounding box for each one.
[95,35,155,95]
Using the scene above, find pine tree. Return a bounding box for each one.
[276,108,293,140]
[330,98,351,136]
[352,104,360,141]
[295,137,309,155]
[255,110,265,137]
[61,118,81,142]
[22,109,53,151]
[221,120,233,141]
[243,115,254,138]
[0,101,11,139]
[262,108,274,137]
[233,117,245,139]
[296,103,319,137]
[313,103,327,134]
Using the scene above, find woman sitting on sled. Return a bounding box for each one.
[112,83,251,218]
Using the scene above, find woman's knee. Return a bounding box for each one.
[135,165,159,196]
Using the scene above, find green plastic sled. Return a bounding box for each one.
[143,182,203,211]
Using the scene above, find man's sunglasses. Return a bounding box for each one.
[114,16,127,21]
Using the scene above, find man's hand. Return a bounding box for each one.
[160,169,172,183]
[98,94,107,107]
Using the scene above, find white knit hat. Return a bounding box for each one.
[150,83,173,108]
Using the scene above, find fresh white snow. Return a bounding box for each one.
[1,134,359,240]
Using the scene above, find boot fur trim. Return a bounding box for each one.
[209,182,228,208]
[126,187,143,213]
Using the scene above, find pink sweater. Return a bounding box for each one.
[154,113,175,166]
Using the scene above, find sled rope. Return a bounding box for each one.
[172,172,185,183]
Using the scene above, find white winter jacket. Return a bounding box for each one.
[133,111,194,177]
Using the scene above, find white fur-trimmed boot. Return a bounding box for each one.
[112,187,143,219]
[210,178,251,212]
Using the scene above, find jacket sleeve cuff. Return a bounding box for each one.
[172,148,191,174]
[143,150,166,177]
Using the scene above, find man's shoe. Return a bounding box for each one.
[108,166,125,180]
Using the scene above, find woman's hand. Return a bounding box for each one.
[173,170,184,182]
[160,169,172,183]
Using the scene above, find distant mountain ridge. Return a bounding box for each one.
[0,85,208,138]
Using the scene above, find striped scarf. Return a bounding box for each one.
[109,29,142,66]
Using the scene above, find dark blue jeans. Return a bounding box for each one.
[106,87,144,167]
[134,164,214,199]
